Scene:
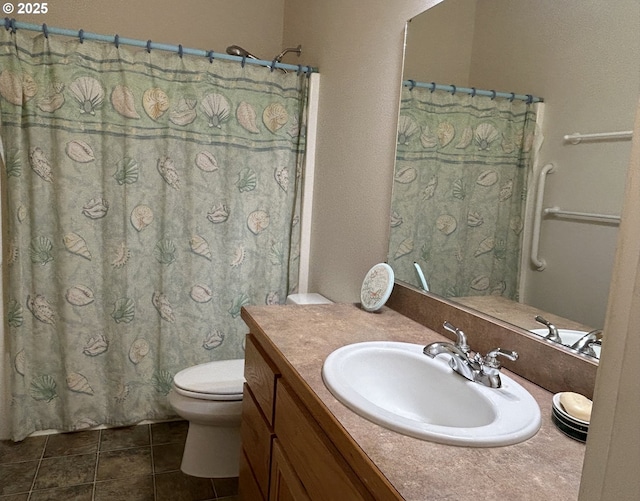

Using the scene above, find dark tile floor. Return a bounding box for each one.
[0,421,239,501]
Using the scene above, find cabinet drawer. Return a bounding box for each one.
[240,384,274,499]
[245,334,279,426]
[274,382,373,501]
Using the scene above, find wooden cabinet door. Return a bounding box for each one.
[270,439,310,501]
[239,449,265,501]
[275,382,373,500]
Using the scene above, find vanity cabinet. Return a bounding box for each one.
[239,333,397,501]
[238,303,585,500]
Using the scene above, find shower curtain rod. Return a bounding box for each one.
[2,18,317,74]
[404,79,543,104]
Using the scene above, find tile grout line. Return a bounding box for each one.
[91,429,102,501]
[149,424,158,501]
[26,433,48,500]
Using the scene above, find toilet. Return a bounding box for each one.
[168,358,245,478]
[168,292,332,478]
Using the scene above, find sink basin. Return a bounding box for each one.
[322,341,541,447]
[529,329,601,359]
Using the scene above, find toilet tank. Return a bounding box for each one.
[285,293,333,305]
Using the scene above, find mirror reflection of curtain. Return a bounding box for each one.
[390,86,538,299]
[0,29,307,441]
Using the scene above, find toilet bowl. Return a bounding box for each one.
[168,358,245,478]
[169,293,330,478]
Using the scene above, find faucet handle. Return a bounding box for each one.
[482,348,518,369]
[534,315,561,343]
[443,321,470,354]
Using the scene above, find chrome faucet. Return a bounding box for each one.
[571,329,603,357]
[534,315,562,343]
[423,322,518,388]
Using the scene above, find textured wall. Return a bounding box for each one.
[11,0,286,58]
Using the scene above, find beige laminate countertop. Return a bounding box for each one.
[242,302,586,501]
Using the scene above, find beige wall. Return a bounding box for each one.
[579,98,640,501]
[282,0,439,302]
[404,0,476,85]
[13,0,286,59]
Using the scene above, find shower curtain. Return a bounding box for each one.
[0,29,307,441]
[390,86,538,299]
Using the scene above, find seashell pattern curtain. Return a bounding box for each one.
[390,86,538,299]
[0,29,307,440]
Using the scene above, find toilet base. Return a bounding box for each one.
[181,421,241,478]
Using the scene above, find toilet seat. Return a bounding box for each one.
[172,358,244,401]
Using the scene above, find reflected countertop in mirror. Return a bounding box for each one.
[453,295,595,333]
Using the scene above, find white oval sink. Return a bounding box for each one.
[529,329,601,359]
[322,341,541,447]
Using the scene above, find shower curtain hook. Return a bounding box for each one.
[178,44,183,58]
[270,58,278,72]
[78,29,84,43]
[305,66,312,78]
[42,23,48,38]
[490,90,496,100]
[8,18,15,33]
[430,82,436,93]
[146,40,152,53]
[241,54,246,68]
[509,92,516,102]
[296,64,303,76]
[408,80,416,91]
[450,84,457,95]
[114,34,119,48]
[526,94,533,105]
[208,50,215,63]
[471,87,476,97]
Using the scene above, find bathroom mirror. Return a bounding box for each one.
[388,0,639,353]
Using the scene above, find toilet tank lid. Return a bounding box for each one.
[173,359,245,395]
[286,293,333,305]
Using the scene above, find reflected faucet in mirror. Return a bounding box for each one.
[571,330,603,358]
[534,315,561,343]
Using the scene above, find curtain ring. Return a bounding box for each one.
[430,82,436,92]
[114,34,119,48]
[8,18,15,33]
[146,40,152,53]
[509,92,516,102]
[3,17,9,31]
[490,90,496,100]
[42,23,49,38]
[78,29,84,44]
[241,55,247,68]
[407,79,416,91]
[450,84,457,95]
[208,50,215,63]
[526,94,533,105]
[305,66,312,78]
[178,44,183,58]
[470,87,476,97]
[270,58,278,72]
[296,64,303,76]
